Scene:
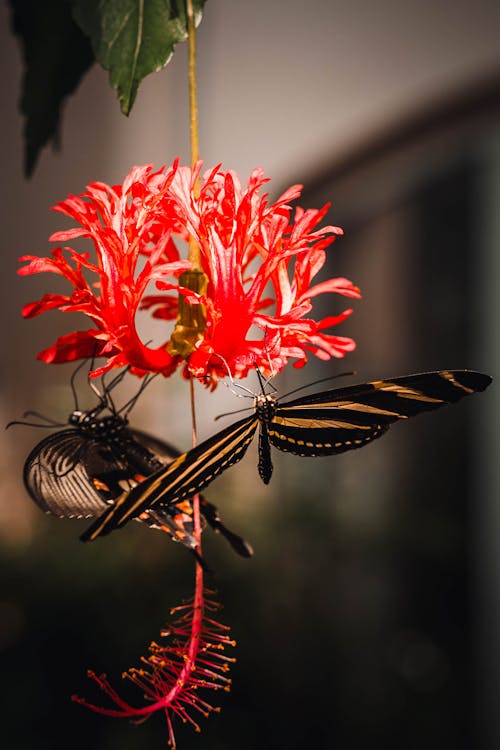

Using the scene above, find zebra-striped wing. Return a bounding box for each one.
[81,414,259,541]
[129,428,254,556]
[268,370,491,457]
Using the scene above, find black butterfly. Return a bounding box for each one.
[16,371,252,558]
[81,369,492,542]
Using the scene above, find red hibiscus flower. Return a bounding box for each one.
[19,161,360,382]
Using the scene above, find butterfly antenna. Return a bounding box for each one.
[83,341,108,402]
[100,371,121,414]
[84,346,109,403]
[88,375,104,402]
[104,366,131,395]
[22,410,65,425]
[254,328,278,394]
[219,379,254,400]
[103,340,151,399]
[69,358,88,411]
[255,365,278,395]
[213,353,255,399]
[98,366,133,414]
[255,364,277,395]
[102,354,152,411]
[120,373,158,417]
[262,327,278,381]
[280,371,356,400]
[6,412,66,429]
[214,405,253,421]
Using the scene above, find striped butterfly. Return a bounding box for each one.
[81,369,491,542]
[15,370,252,558]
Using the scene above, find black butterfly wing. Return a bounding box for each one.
[23,426,178,516]
[23,426,197,547]
[269,370,491,456]
[127,428,180,466]
[81,414,259,541]
[24,429,113,519]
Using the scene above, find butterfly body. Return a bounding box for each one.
[69,408,124,432]
[81,369,492,542]
[254,393,277,484]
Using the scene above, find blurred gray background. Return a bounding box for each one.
[1,1,500,748]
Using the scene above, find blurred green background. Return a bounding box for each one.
[2,2,500,749]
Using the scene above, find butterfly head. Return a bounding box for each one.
[254,393,276,423]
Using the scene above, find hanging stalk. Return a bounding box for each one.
[75,5,234,746]
[168,0,208,360]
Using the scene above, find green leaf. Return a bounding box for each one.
[8,0,94,177]
[72,0,206,116]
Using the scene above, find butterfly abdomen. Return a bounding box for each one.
[258,425,273,483]
[255,395,276,483]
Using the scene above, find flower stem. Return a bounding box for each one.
[187,0,199,170]
[186,1,204,557]
[166,0,208,358]
[186,0,201,269]
[185,0,205,693]
[189,375,203,554]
